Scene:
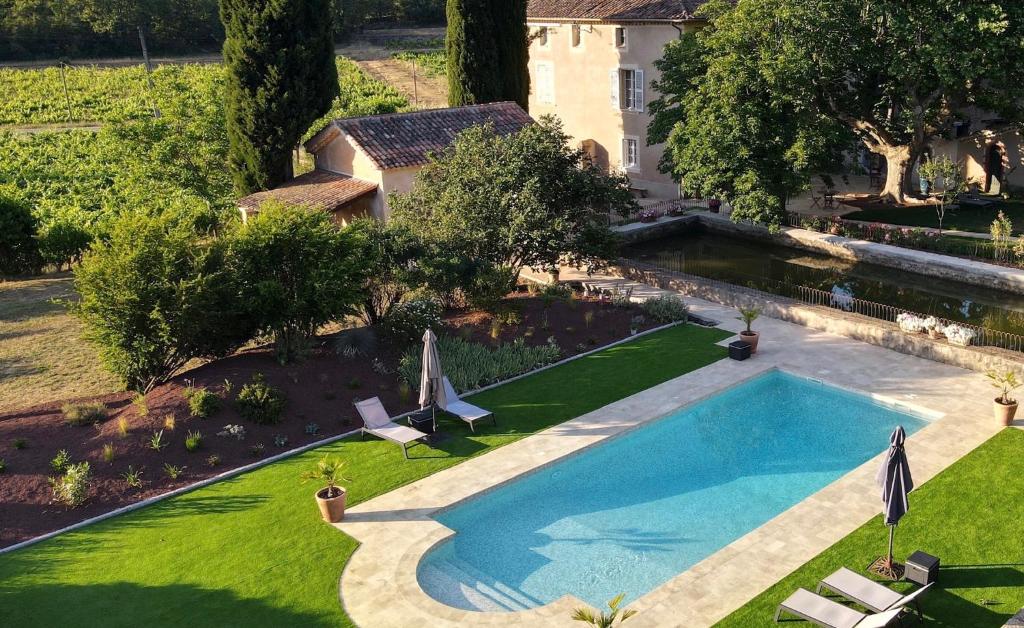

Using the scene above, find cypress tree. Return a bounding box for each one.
[221,0,340,195]
[492,0,529,110]
[446,0,501,106]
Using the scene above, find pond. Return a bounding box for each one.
[624,229,1024,336]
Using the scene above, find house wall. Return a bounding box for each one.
[379,167,421,220]
[527,20,699,200]
[312,133,423,220]
[930,127,1024,195]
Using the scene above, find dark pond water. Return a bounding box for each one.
[624,229,1024,335]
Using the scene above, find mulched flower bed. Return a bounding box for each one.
[0,292,657,548]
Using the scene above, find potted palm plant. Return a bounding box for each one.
[738,306,762,353]
[572,593,637,627]
[987,370,1021,426]
[301,455,350,523]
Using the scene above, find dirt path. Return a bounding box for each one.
[355,49,448,110]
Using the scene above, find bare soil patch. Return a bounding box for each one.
[0,292,656,548]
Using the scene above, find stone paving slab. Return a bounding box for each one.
[336,276,1003,627]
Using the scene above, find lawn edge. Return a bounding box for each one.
[1,319,702,555]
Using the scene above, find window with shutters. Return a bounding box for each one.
[615,27,627,48]
[622,138,639,170]
[537,27,549,47]
[571,24,581,48]
[535,62,555,105]
[613,68,644,113]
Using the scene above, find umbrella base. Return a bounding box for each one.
[867,556,905,581]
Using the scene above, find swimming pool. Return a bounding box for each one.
[417,370,929,611]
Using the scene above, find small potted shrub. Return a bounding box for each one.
[987,370,1020,426]
[301,455,350,523]
[708,198,722,213]
[944,324,976,347]
[738,306,762,353]
[922,317,944,339]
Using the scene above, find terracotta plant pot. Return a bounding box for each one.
[315,487,347,523]
[994,399,1018,427]
[740,330,760,353]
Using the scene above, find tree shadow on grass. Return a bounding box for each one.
[0,581,337,628]
[921,585,1018,627]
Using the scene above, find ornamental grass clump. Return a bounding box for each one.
[398,335,561,392]
[62,401,107,426]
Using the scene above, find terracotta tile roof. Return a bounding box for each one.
[237,170,378,215]
[527,0,711,21]
[310,102,533,171]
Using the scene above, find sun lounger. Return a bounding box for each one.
[355,397,428,459]
[775,588,905,628]
[818,568,932,617]
[440,377,495,432]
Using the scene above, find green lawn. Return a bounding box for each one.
[0,323,731,627]
[717,428,1024,627]
[843,199,1024,235]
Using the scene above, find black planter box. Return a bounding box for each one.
[729,341,752,361]
[905,550,939,585]
[408,412,435,434]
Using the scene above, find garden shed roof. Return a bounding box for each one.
[237,170,378,217]
[526,0,712,21]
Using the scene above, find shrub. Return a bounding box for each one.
[249,443,265,457]
[398,335,561,392]
[229,203,368,364]
[381,298,443,346]
[163,414,176,431]
[13,438,27,450]
[37,218,92,271]
[163,463,186,479]
[217,424,246,440]
[206,454,221,467]
[50,462,91,507]
[102,443,115,463]
[0,458,6,473]
[149,430,167,451]
[305,422,320,435]
[121,466,144,489]
[184,386,220,418]
[0,189,41,276]
[236,374,287,425]
[132,393,149,417]
[184,430,203,452]
[62,401,107,426]
[50,449,72,474]
[117,416,129,438]
[72,212,253,392]
[273,434,288,447]
[641,295,690,324]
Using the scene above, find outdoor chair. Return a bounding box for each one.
[775,588,906,628]
[818,568,932,618]
[355,397,428,459]
[439,376,496,432]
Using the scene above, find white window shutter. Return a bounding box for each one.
[634,69,645,112]
[621,138,629,168]
[610,69,620,110]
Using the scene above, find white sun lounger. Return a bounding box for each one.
[355,397,428,459]
[775,588,905,628]
[440,377,495,432]
[818,568,932,616]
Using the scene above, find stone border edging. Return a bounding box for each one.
[0,320,686,556]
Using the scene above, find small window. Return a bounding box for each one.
[623,138,639,169]
[615,27,627,48]
[571,24,582,47]
[536,62,555,105]
[537,27,549,47]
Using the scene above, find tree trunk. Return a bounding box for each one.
[878,145,913,205]
[137,25,161,119]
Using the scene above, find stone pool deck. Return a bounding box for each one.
[335,282,1005,627]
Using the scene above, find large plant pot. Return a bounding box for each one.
[315,487,347,523]
[740,330,760,353]
[994,399,1018,427]
[708,199,722,214]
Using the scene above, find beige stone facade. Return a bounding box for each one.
[931,125,1024,195]
[527,20,699,200]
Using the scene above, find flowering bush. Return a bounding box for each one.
[944,325,977,347]
[381,298,443,345]
[896,313,926,333]
[638,209,662,223]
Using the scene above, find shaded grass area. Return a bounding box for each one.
[717,428,1024,627]
[844,200,1024,235]
[0,323,731,627]
[0,273,121,411]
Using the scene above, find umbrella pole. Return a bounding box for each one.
[887,525,895,567]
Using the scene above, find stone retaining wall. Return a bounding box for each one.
[613,260,1024,377]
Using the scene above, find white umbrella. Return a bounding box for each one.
[419,329,447,430]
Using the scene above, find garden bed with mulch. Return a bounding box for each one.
[0,292,659,548]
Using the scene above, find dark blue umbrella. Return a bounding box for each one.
[874,425,914,577]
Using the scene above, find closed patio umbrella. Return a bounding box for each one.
[419,329,447,430]
[870,425,914,580]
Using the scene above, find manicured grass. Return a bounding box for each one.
[0,323,731,627]
[844,199,1024,235]
[0,274,121,412]
[717,428,1024,627]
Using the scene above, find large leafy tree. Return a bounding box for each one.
[389,117,634,291]
[652,0,1024,210]
[73,211,252,392]
[446,0,528,108]
[220,0,340,194]
[229,202,368,363]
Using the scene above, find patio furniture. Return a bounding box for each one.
[440,376,496,432]
[817,568,932,617]
[823,189,837,209]
[905,551,939,585]
[775,588,905,627]
[355,397,428,459]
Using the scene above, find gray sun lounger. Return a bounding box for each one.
[818,568,932,617]
[355,397,428,459]
[775,588,905,628]
[440,376,496,432]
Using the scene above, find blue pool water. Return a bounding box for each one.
[417,371,928,611]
